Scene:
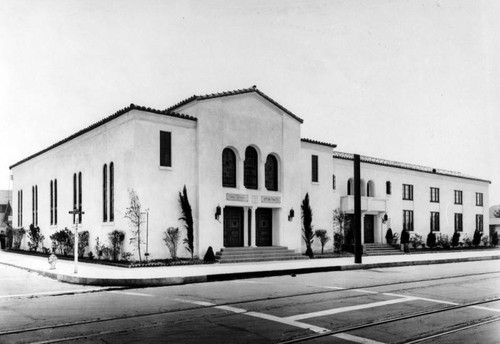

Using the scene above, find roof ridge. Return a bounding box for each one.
[166,86,304,123]
[10,105,196,169]
[332,151,490,183]
[301,138,337,148]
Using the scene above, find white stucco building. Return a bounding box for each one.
[9,87,490,259]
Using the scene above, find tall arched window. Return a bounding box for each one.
[50,180,53,225]
[103,164,107,222]
[73,173,77,224]
[265,154,278,191]
[54,179,57,225]
[244,146,258,189]
[78,172,82,224]
[386,181,391,195]
[332,174,336,190]
[110,162,114,222]
[367,180,375,197]
[222,148,236,188]
[347,178,353,196]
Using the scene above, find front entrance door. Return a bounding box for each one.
[224,207,243,247]
[364,215,375,244]
[256,208,272,246]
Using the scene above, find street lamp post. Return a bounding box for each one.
[68,208,84,274]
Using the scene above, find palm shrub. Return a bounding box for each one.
[332,208,350,248]
[481,235,489,246]
[410,233,423,249]
[436,234,450,249]
[27,224,45,252]
[333,230,343,253]
[472,229,482,247]
[301,193,314,258]
[108,230,125,261]
[451,232,460,248]
[163,227,181,260]
[314,229,330,254]
[179,185,194,261]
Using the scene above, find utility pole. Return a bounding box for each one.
[354,154,362,264]
[68,208,84,273]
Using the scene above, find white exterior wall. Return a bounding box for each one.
[177,93,303,253]
[332,157,490,244]
[300,142,336,253]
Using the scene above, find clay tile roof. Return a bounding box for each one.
[301,138,337,148]
[9,105,196,169]
[332,151,491,183]
[166,86,304,123]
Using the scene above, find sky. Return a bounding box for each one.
[1,0,499,205]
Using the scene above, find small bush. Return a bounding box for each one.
[472,230,482,247]
[410,233,423,249]
[462,233,472,247]
[27,224,45,252]
[314,229,330,254]
[78,230,89,258]
[426,231,437,248]
[333,230,343,252]
[203,246,216,263]
[50,228,73,255]
[385,228,393,244]
[436,234,450,249]
[492,232,499,247]
[163,227,181,260]
[108,230,125,261]
[481,235,489,246]
[12,227,26,249]
[451,232,461,248]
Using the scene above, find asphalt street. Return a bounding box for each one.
[0,260,499,343]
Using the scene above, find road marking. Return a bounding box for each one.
[171,298,216,307]
[215,305,247,313]
[110,291,154,297]
[311,285,345,290]
[352,289,379,294]
[470,305,500,313]
[246,311,329,333]
[0,288,110,299]
[334,333,386,344]
[286,297,417,321]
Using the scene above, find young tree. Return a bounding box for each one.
[108,230,125,261]
[333,208,350,249]
[314,229,330,254]
[179,185,194,261]
[125,189,144,262]
[301,193,314,258]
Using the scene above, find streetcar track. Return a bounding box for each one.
[1,270,499,342]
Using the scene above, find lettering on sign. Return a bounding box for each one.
[226,193,249,202]
[261,196,281,204]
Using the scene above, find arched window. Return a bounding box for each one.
[386,181,391,195]
[367,180,375,197]
[332,174,336,190]
[265,155,278,191]
[103,164,107,222]
[244,146,258,189]
[347,179,353,196]
[73,173,77,224]
[50,181,53,225]
[222,148,236,188]
[78,172,82,224]
[110,162,114,222]
[54,179,57,225]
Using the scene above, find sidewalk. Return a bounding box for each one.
[1,249,499,287]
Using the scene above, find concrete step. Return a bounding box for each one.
[216,246,307,263]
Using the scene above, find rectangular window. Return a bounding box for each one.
[332,175,336,190]
[476,214,483,232]
[430,187,439,203]
[455,213,463,232]
[403,210,414,231]
[78,172,82,224]
[311,155,318,182]
[50,181,53,225]
[454,190,463,205]
[403,184,413,200]
[386,181,391,195]
[430,212,440,231]
[476,193,483,206]
[160,131,172,167]
[73,173,77,224]
[18,190,23,227]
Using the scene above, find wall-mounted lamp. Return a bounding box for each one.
[288,208,295,222]
[382,213,388,224]
[215,205,221,221]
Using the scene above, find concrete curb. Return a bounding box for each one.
[2,254,499,287]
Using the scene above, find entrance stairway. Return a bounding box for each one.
[364,243,402,256]
[216,246,309,263]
